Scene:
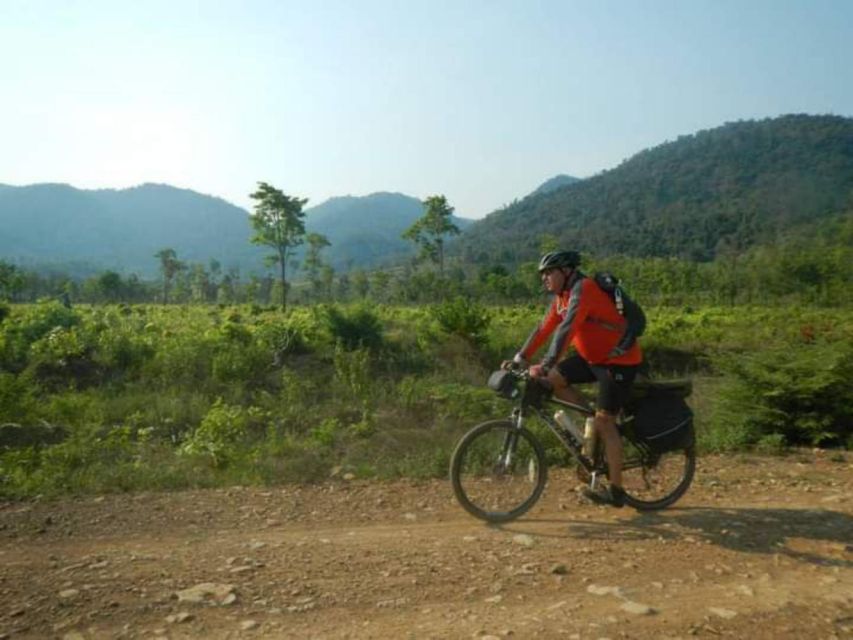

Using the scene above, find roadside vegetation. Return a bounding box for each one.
[1,299,850,499]
[1,162,851,498]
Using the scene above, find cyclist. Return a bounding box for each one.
[502,250,643,507]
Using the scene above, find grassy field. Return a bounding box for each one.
[1,300,850,498]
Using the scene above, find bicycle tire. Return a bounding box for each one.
[618,440,696,510]
[622,444,696,511]
[450,419,547,523]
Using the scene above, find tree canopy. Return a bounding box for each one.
[459,114,853,265]
[154,248,185,304]
[402,195,460,275]
[249,182,308,310]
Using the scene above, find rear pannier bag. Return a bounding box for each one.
[630,390,694,453]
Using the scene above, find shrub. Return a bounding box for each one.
[181,400,268,467]
[211,342,271,388]
[333,343,372,402]
[754,433,787,455]
[0,301,81,372]
[709,341,853,448]
[309,417,342,447]
[219,321,252,344]
[321,304,383,350]
[18,301,81,343]
[27,326,99,388]
[94,328,155,377]
[0,372,37,423]
[143,332,217,388]
[255,317,311,364]
[431,297,490,345]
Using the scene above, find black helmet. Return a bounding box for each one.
[537,250,580,272]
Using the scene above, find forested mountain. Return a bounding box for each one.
[0,183,264,277]
[459,115,853,264]
[0,185,472,277]
[4,115,849,280]
[528,174,581,197]
[305,192,472,269]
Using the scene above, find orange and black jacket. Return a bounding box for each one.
[519,272,642,369]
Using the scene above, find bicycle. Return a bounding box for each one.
[450,367,696,523]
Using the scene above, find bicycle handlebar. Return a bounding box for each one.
[504,364,555,392]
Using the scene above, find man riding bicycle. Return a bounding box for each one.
[503,250,643,507]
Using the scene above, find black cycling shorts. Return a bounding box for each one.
[556,354,639,414]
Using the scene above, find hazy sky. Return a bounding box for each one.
[2,0,852,219]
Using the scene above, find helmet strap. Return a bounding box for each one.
[562,267,581,293]
[560,267,573,292]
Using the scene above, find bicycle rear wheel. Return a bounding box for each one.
[619,439,696,510]
[450,420,547,523]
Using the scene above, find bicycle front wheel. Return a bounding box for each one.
[450,420,547,523]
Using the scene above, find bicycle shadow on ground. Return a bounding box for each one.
[571,507,853,568]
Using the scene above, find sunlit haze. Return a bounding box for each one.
[2,0,852,218]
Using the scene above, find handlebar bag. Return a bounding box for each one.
[487,370,519,399]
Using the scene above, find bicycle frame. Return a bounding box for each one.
[505,373,649,488]
[507,378,597,465]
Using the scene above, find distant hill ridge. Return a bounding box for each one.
[0,182,264,277]
[0,183,472,277]
[4,114,849,277]
[460,114,853,263]
[305,191,472,269]
[528,174,581,197]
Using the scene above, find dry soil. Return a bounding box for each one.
[1,452,851,639]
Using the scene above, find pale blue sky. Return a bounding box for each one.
[2,0,851,218]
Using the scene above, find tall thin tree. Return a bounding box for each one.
[248,182,308,311]
[402,195,460,275]
[155,248,184,304]
[303,232,331,301]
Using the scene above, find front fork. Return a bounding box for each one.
[498,409,524,469]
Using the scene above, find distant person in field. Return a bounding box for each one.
[502,250,643,507]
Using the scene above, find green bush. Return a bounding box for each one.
[320,304,383,350]
[255,317,311,360]
[27,326,98,387]
[18,301,80,343]
[754,433,788,455]
[0,301,81,372]
[0,372,38,423]
[210,342,271,388]
[333,344,372,401]
[309,417,342,447]
[708,341,853,449]
[181,399,268,467]
[143,331,217,388]
[95,327,155,375]
[431,297,491,345]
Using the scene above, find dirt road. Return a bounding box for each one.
[2,452,851,639]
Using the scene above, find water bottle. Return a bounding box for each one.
[554,410,583,443]
[582,416,597,456]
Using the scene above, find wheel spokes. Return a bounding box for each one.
[455,424,544,518]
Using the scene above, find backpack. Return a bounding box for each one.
[593,272,646,357]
